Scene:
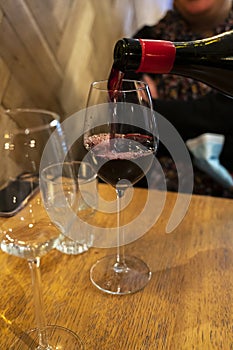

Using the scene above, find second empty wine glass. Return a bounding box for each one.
[40,161,97,255]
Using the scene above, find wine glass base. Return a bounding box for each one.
[10,325,84,349]
[56,235,89,255]
[90,255,152,295]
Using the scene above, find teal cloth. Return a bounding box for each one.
[186,134,233,189]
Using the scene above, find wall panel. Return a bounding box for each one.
[0,0,166,117]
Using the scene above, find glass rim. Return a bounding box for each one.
[3,108,60,135]
[40,161,97,185]
[91,79,149,92]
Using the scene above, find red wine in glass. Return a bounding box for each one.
[85,133,155,188]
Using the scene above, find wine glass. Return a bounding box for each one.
[0,108,83,349]
[40,161,97,255]
[83,79,159,295]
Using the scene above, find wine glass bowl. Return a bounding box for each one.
[84,79,158,294]
[40,161,97,255]
[0,192,59,260]
[0,109,61,259]
[0,108,83,349]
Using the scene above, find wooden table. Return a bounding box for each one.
[1,184,233,349]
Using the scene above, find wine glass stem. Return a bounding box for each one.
[115,188,127,272]
[28,257,48,348]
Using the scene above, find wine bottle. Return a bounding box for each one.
[112,30,233,97]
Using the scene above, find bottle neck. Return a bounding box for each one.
[113,38,176,73]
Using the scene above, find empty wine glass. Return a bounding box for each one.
[0,108,83,349]
[83,79,159,295]
[40,161,97,255]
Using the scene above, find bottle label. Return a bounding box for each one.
[137,39,176,74]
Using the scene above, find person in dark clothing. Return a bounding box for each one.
[131,0,233,197]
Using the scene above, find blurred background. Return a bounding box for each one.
[0,0,172,119]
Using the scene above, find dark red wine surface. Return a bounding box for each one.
[85,133,155,187]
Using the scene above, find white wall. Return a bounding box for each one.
[59,0,173,114]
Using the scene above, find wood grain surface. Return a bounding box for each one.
[1,184,233,349]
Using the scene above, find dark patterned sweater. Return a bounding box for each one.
[133,7,233,197]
